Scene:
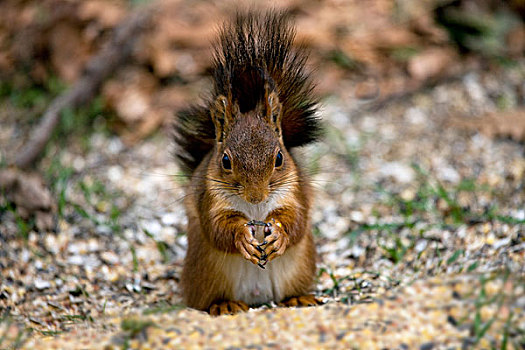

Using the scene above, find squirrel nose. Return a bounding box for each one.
[244,186,268,204]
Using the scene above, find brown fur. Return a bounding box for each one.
[173,11,321,173]
[180,101,317,310]
[177,11,319,313]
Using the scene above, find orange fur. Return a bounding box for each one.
[180,142,316,311]
[177,11,319,313]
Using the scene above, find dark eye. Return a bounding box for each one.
[222,153,232,170]
[275,151,283,168]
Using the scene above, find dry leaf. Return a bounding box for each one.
[102,68,185,144]
[103,68,158,125]
[410,14,450,44]
[0,168,56,231]
[407,47,457,81]
[478,110,525,142]
[370,27,420,49]
[49,21,91,83]
[448,109,525,142]
[78,1,126,28]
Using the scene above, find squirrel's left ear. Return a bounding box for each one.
[265,91,282,135]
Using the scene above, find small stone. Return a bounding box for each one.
[437,166,460,183]
[88,239,100,252]
[349,211,364,223]
[404,107,426,125]
[45,234,60,254]
[161,213,178,226]
[492,237,511,250]
[68,255,85,265]
[419,341,434,350]
[96,224,113,235]
[108,138,124,154]
[485,233,495,245]
[125,282,141,293]
[379,162,415,184]
[101,251,120,265]
[463,73,485,102]
[415,240,427,253]
[400,189,415,201]
[34,278,51,290]
[21,249,31,263]
[142,220,162,237]
[512,209,524,221]
[350,245,365,258]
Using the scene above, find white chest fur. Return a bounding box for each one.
[222,246,299,305]
[221,192,297,304]
[227,195,279,220]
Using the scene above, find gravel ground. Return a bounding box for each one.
[1,62,524,348]
[21,275,525,349]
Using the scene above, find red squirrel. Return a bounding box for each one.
[173,11,322,315]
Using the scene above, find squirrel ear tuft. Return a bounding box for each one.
[266,91,282,134]
[211,95,233,142]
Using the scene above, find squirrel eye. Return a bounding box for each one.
[275,151,283,168]
[222,153,232,170]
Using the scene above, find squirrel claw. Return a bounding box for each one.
[236,225,266,265]
[262,235,278,246]
[209,300,249,316]
[278,295,321,308]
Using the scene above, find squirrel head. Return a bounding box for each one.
[209,88,292,204]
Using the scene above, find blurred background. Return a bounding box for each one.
[1,0,524,147]
[0,0,524,348]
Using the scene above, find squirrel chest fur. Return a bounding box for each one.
[174,11,321,314]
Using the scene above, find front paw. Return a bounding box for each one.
[209,300,249,316]
[278,295,321,308]
[235,225,265,266]
[259,220,289,264]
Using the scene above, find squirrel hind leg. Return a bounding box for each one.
[278,295,321,308]
[209,300,249,316]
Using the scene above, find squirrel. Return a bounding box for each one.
[173,10,322,315]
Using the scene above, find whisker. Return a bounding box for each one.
[205,177,233,186]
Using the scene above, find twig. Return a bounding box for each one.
[14,6,153,169]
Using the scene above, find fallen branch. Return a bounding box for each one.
[14,6,153,169]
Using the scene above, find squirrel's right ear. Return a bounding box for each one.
[211,95,234,142]
[265,91,283,136]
